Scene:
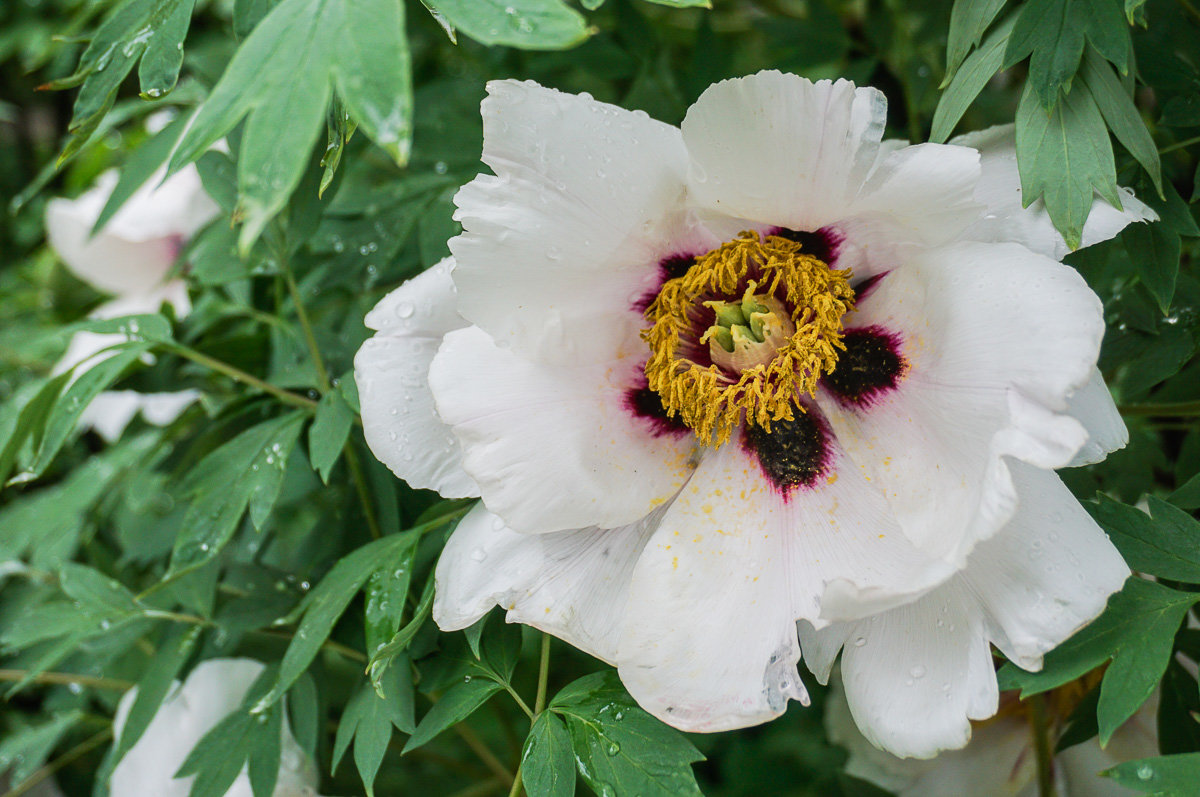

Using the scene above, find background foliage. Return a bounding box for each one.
[1,0,1198,794]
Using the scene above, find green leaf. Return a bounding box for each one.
[0,712,84,787]
[998,579,1199,745]
[332,668,414,795]
[551,672,704,797]
[110,626,203,769]
[168,413,306,577]
[168,0,413,253]
[253,531,420,712]
[1169,472,1200,509]
[1104,753,1200,794]
[944,0,1008,84]
[195,150,238,214]
[931,15,1015,143]
[1088,495,1200,581]
[1123,222,1181,314]
[330,0,412,166]
[58,0,197,160]
[522,712,576,797]
[93,111,192,234]
[176,669,279,797]
[364,543,415,655]
[57,562,141,617]
[367,572,435,692]
[402,677,504,753]
[1005,0,1087,107]
[1079,48,1162,195]
[423,0,590,50]
[1015,78,1119,250]
[0,373,71,488]
[308,389,354,483]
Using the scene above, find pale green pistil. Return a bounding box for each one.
[700,286,796,372]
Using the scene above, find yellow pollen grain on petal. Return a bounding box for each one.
[642,230,854,447]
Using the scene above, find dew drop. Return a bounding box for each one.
[395,301,415,319]
[470,547,487,562]
[909,665,926,679]
[852,637,867,647]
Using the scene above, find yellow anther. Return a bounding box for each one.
[641,231,854,447]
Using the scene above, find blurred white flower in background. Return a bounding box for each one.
[111,658,320,797]
[45,155,217,441]
[356,71,1152,756]
[826,672,1158,796]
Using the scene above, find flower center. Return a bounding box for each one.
[641,231,855,447]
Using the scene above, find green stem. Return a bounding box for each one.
[168,344,317,411]
[1159,133,1200,155]
[1120,400,1200,417]
[509,634,554,797]
[0,669,132,691]
[282,265,332,393]
[344,442,383,540]
[534,634,551,714]
[3,727,113,797]
[1029,693,1057,797]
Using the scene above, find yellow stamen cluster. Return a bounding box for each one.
[642,231,855,447]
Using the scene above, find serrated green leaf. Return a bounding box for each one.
[168,413,305,577]
[424,0,590,50]
[253,531,420,712]
[1123,222,1181,314]
[1104,753,1200,793]
[522,712,576,797]
[998,579,1199,745]
[551,671,704,797]
[60,0,196,160]
[932,15,1015,143]
[1015,79,1119,249]
[403,677,504,753]
[308,389,354,483]
[1079,48,1161,195]
[332,668,414,795]
[168,0,413,253]
[944,0,1008,84]
[1005,0,1087,107]
[1088,495,1200,581]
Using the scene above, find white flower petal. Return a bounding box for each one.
[964,463,1129,670]
[355,259,478,498]
[450,79,699,365]
[681,71,886,231]
[78,390,199,442]
[1065,367,1128,467]
[826,674,1039,797]
[428,325,694,533]
[45,168,217,296]
[818,241,1102,564]
[617,432,952,733]
[952,124,1156,259]
[802,462,1128,758]
[433,503,665,663]
[111,658,318,797]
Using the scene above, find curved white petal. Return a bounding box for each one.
[1065,368,1128,467]
[617,432,952,733]
[355,259,478,498]
[433,502,666,663]
[801,462,1128,758]
[79,390,201,442]
[111,658,318,797]
[450,79,702,365]
[952,124,1156,259]
[46,168,217,296]
[681,72,886,231]
[826,675,1039,796]
[428,325,694,533]
[818,241,1102,564]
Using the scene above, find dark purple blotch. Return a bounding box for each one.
[822,326,907,409]
[743,405,832,497]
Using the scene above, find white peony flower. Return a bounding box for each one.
[355,72,1150,756]
[826,672,1158,796]
[46,164,217,441]
[110,658,320,797]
